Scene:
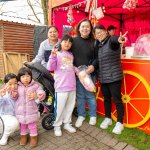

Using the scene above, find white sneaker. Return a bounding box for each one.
[100,118,112,129]
[75,116,85,128]
[0,135,8,145]
[54,126,62,137]
[112,122,124,134]
[64,124,76,133]
[89,117,96,125]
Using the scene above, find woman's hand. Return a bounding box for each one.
[86,65,94,74]
[24,61,34,66]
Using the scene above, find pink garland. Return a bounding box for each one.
[123,0,138,10]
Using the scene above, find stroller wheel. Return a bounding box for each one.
[41,113,54,130]
[73,107,78,117]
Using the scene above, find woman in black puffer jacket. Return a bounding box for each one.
[93,25,126,135]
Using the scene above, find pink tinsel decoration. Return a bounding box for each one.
[123,0,138,10]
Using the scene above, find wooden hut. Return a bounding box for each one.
[0,20,34,79]
[0,20,34,54]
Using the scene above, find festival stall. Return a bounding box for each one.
[49,0,150,44]
[49,0,150,134]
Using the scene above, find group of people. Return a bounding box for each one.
[33,19,126,136]
[0,18,126,147]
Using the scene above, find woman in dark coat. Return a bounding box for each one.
[72,19,97,128]
[93,25,127,134]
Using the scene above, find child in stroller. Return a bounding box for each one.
[24,62,55,130]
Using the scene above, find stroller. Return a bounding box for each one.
[24,62,55,130]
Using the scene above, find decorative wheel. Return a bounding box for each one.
[111,71,150,128]
[96,82,105,117]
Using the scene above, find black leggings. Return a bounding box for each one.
[101,80,124,123]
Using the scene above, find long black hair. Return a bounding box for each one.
[76,18,94,47]
[59,34,73,52]
[17,67,32,83]
[76,18,94,39]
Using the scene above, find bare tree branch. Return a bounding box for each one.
[28,12,43,16]
[0,2,7,11]
[36,1,41,6]
[27,0,41,23]
[0,0,48,25]
[1,11,16,14]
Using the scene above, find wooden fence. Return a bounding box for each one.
[0,52,30,79]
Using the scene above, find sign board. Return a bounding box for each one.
[52,0,72,8]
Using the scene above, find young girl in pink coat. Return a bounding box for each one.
[16,67,45,147]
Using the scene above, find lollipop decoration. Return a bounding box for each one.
[67,6,74,25]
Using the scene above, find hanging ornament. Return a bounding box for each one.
[67,6,74,25]
[89,0,99,26]
[92,7,104,20]
[85,0,92,12]
[123,0,138,10]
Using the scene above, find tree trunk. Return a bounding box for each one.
[41,0,49,25]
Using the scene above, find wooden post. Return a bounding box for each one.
[3,53,8,75]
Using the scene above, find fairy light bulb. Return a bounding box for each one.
[102,3,106,13]
[102,3,105,9]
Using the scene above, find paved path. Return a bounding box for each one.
[0,116,138,150]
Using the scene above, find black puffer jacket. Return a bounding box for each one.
[97,36,123,83]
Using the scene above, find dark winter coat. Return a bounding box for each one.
[97,36,123,83]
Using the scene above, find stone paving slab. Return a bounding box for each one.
[0,116,138,150]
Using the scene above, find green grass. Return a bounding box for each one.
[86,115,150,150]
[0,80,3,84]
[0,80,3,87]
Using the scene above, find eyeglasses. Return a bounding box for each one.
[95,30,105,35]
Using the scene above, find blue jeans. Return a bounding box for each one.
[76,78,97,117]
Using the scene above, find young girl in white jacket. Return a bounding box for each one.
[0,73,19,145]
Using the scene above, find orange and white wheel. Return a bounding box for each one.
[96,82,105,117]
[112,70,150,128]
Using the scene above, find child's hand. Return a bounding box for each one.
[27,91,37,100]
[0,85,7,96]
[11,90,18,98]
[0,88,6,96]
[51,47,58,57]
[37,93,45,101]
